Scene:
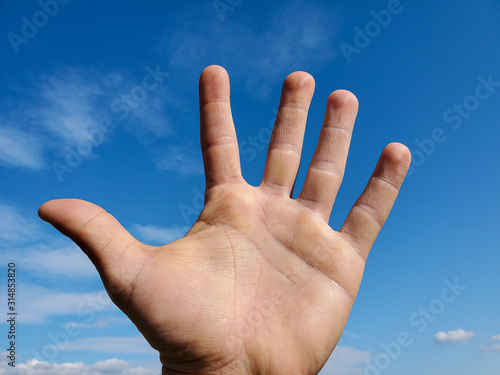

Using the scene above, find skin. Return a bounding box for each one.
[39,65,411,375]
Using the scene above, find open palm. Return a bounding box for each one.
[39,66,410,375]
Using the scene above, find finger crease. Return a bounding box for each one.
[352,202,385,229]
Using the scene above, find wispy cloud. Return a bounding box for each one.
[435,329,475,344]
[64,336,156,355]
[10,244,97,278]
[342,331,360,339]
[124,86,173,140]
[482,344,500,351]
[66,316,130,329]
[164,0,339,97]
[0,202,98,278]
[322,346,371,375]
[33,67,174,143]
[0,358,158,375]
[0,202,41,245]
[0,126,46,170]
[1,66,173,172]
[133,224,189,246]
[35,69,110,143]
[15,285,116,324]
[156,145,203,175]
[482,335,500,351]
[0,68,115,173]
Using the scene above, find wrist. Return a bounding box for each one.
[161,356,252,375]
[162,367,250,375]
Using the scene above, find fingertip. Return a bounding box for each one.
[199,65,231,106]
[38,200,52,221]
[329,89,359,107]
[38,198,106,229]
[283,71,315,93]
[382,142,412,176]
[199,65,229,87]
[38,198,72,222]
[327,90,359,116]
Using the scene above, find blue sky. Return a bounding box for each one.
[1,0,499,374]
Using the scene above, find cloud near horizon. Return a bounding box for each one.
[0,358,158,375]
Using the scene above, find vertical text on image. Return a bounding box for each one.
[6,263,17,367]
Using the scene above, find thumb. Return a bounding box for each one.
[38,199,149,302]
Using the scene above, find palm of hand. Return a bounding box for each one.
[126,183,363,374]
[39,66,410,375]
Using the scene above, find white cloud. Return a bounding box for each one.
[0,126,46,170]
[64,336,156,355]
[492,334,500,341]
[0,358,158,375]
[133,224,189,245]
[321,346,371,375]
[15,284,116,324]
[156,145,203,175]
[164,0,339,97]
[435,329,475,344]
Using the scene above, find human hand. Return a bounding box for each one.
[39,65,411,375]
